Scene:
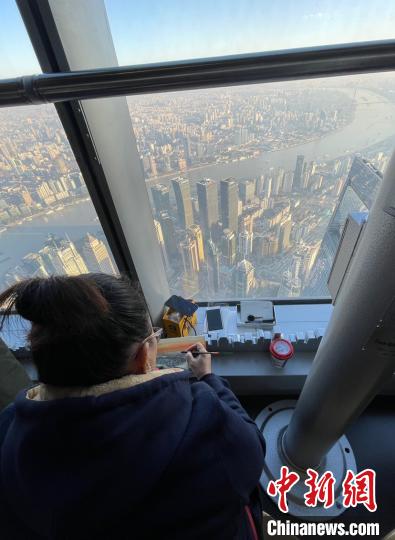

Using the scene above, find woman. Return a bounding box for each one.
[0,273,265,539]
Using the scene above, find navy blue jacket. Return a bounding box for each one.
[0,371,265,539]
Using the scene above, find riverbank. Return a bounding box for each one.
[145,87,395,188]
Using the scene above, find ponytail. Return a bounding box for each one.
[0,276,109,329]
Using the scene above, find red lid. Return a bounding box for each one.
[269,338,294,360]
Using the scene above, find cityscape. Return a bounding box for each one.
[128,78,394,298]
[0,105,117,286]
[1,76,395,299]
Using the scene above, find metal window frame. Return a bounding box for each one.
[15,0,140,285]
[1,39,395,107]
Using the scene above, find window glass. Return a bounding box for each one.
[0,104,117,289]
[0,0,41,78]
[128,72,395,299]
[105,0,395,66]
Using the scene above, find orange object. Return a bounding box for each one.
[157,335,205,355]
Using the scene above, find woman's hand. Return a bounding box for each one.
[186,342,212,380]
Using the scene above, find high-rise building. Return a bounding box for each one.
[297,243,320,283]
[180,236,200,297]
[255,176,264,196]
[21,191,33,207]
[304,156,382,295]
[252,232,265,257]
[239,179,255,205]
[234,259,255,297]
[278,269,301,297]
[153,219,170,271]
[262,177,272,199]
[196,178,218,233]
[80,233,116,275]
[261,235,279,256]
[271,173,283,196]
[220,178,238,233]
[276,168,285,191]
[207,239,220,293]
[282,172,294,193]
[22,253,49,278]
[183,136,192,165]
[301,162,308,189]
[149,155,157,176]
[238,230,253,259]
[180,236,200,274]
[36,182,56,206]
[293,155,305,191]
[159,212,179,262]
[172,177,194,229]
[239,210,256,234]
[39,235,88,276]
[279,218,292,251]
[308,174,324,192]
[221,228,236,266]
[151,184,171,216]
[188,224,205,263]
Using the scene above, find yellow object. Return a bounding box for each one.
[162,307,197,338]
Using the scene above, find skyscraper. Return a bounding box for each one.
[180,236,200,297]
[183,136,192,165]
[271,173,283,196]
[188,224,205,263]
[255,176,264,196]
[22,253,49,278]
[238,230,253,259]
[278,269,301,297]
[239,212,254,235]
[234,259,255,297]
[172,177,194,229]
[279,218,292,251]
[239,179,255,205]
[80,233,116,275]
[293,155,305,191]
[220,178,238,233]
[153,219,170,271]
[151,184,171,216]
[221,228,236,266]
[180,236,200,274]
[262,177,272,199]
[39,235,88,276]
[282,172,294,194]
[304,157,382,295]
[206,239,220,293]
[159,212,179,262]
[196,178,218,233]
[149,155,157,176]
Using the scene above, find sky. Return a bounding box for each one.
[1,0,395,78]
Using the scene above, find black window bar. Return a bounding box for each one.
[1,40,395,107]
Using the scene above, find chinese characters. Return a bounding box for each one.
[267,467,377,513]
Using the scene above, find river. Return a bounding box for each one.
[0,200,101,279]
[1,87,395,280]
[146,88,395,187]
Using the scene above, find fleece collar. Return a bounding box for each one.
[26,368,182,401]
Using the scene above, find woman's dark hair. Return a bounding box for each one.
[0,274,151,386]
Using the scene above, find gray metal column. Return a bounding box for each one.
[283,149,395,470]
